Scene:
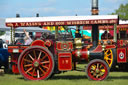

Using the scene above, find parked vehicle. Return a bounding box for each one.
[0,39,10,71]
[5,15,118,80]
[98,22,128,71]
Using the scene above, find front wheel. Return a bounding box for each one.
[18,46,54,80]
[86,59,109,81]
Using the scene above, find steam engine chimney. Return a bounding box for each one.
[91,0,99,15]
[91,0,99,50]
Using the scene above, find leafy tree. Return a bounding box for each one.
[0,31,5,36]
[111,3,128,20]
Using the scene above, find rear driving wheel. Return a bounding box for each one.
[86,59,109,81]
[104,49,113,68]
[18,46,54,80]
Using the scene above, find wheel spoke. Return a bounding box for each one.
[108,58,112,61]
[41,61,50,64]
[105,57,112,61]
[38,52,42,60]
[32,68,35,77]
[105,50,109,54]
[97,63,99,69]
[37,70,40,78]
[96,75,99,78]
[93,73,96,76]
[24,59,33,63]
[39,66,46,74]
[91,65,96,70]
[107,53,111,57]
[42,65,49,70]
[28,54,34,61]
[100,64,103,68]
[100,72,105,76]
[90,70,94,73]
[106,57,112,61]
[24,64,32,67]
[100,69,105,73]
[106,60,109,65]
[33,50,37,59]
[25,67,33,73]
[40,54,47,61]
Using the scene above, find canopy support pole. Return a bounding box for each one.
[114,24,117,43]
[10,27,13,44]
[55,26,58,39]
[13,28,15,44]
[10,27,15,45]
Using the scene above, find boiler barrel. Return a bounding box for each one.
[73,47,104,62]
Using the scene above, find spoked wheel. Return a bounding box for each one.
[86,59,109,81]
[104,49,114,68]
[18,46,54,80]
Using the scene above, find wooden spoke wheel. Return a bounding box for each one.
[18,46,54,80]
[86,59,109,81]
[104,49,113,68]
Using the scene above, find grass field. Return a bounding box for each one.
[1,65,128,85]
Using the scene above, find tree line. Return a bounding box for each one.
[111,3,128,20]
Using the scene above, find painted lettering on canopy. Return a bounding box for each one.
[6,19,118,27]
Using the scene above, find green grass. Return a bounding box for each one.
[1,65,128,85]
[1,71,128,85]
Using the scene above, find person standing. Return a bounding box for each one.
[24,29,33,45]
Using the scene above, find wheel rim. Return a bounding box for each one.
[87,61,108,80]
[104,49,113,67]
[19,47,54,80]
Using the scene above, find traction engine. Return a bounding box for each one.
[5,15,118,81]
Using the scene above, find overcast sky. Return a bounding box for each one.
[0,0,127,18]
